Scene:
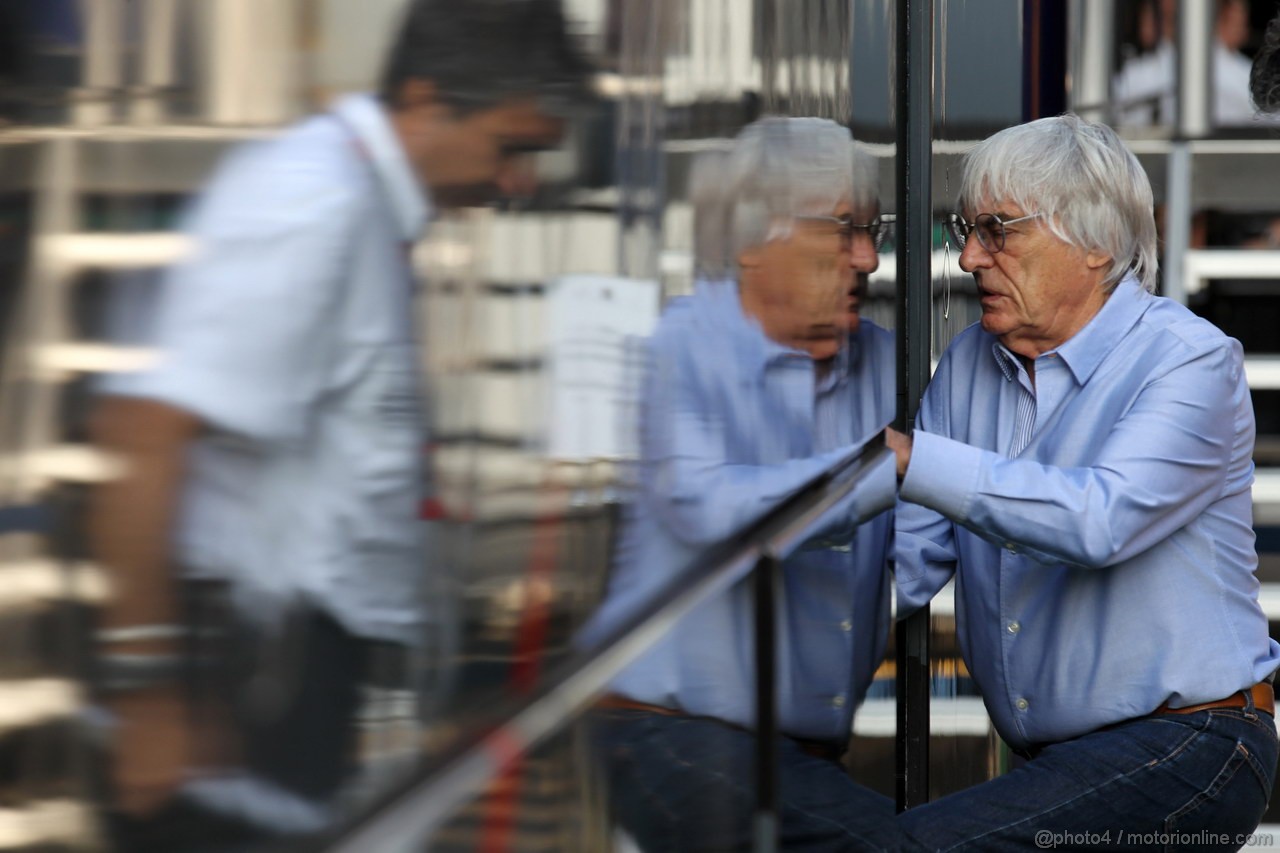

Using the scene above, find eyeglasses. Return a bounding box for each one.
[945,211,1043,254]
[794,213,896,252]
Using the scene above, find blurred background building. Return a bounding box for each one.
[1,0,1280,850]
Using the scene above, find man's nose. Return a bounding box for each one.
[849,233,880,274]
[958,236,992,273]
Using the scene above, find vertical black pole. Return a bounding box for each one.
[1022,0,1068,121]
[894,0,933,814]
[753,555,779,852]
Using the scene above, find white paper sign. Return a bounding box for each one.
[545,275,660,460]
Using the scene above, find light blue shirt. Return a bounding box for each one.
[896,276,1280,751]
[594,280,897,743]
[107,94,435,644]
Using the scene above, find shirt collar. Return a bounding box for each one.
[991,343,1019,382]
[1054,275,1150,384]
[331,93,432,241]
[845,323,867,371]
[990,274,1151,385]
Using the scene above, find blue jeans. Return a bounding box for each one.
[897,697,1278,852]
[590,709,910,852]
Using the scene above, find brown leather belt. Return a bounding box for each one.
[595,694,846,762]
[596,694,682,716]
[1153,682,1274,717]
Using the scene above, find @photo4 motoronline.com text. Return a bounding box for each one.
[1034,829,1276,849]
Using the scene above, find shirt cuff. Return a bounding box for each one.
[899,431,983,521]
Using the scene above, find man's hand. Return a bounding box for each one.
[108,685,192,816]
[885,427,912,481]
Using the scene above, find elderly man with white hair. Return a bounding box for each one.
[587,117,904,851]
[890,114,1279,850]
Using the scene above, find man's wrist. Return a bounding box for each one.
[96,624,187,646]
[95,652,185,694]
[94,623,189,693]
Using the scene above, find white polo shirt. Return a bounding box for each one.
[109,94,434,644]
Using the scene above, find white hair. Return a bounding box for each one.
[726,117,855,260]
[688,148,734,278]
[851,140,880,212]
[958,114,1159,293]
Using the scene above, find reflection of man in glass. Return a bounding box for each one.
[1113,0,1278,127]
[588,118,904,852]
[89,0,590,847]
[891,115,1278,850]
[687,148,734,290]
[1249,5,1280,113]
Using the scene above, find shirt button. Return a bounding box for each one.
[832,695,846,709]
[1015,698,1029,711]
[1003,542,1017,553]
[1006,621,1021,635]
[841,619,853,632]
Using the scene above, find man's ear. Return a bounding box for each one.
[738,245,763,271]
[394,79,444,115]
[1084,249,1112,271]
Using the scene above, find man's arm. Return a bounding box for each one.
[889,397,957,617]
[84,131,359,816]
[91,397,198,630]
[89,396,200,816]
[897,338,1247,569]
[641,329,876,547]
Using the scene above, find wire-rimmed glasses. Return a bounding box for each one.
[945,211,1043,254]
[795,213,896,251]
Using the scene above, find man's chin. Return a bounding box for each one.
[845,280,867,330]
[803,332,842,360]
[978,313,1012,338]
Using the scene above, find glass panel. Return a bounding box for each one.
[592,3,904,849]
[1,1,903,850]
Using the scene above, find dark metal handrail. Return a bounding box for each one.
[322,430,893,852]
